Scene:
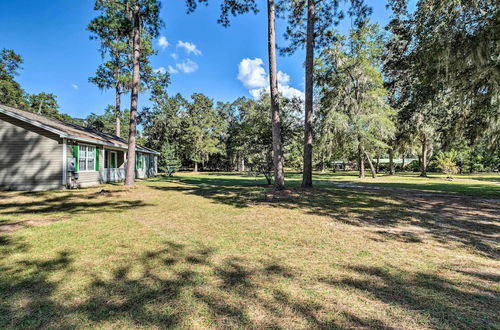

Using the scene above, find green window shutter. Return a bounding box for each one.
[142,155,145,169]
[73,144,79,172]
[95,147,100,171]
[110,152,116,168]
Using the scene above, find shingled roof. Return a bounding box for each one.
[0,103,159,155]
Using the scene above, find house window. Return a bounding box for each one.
[78,145,96,171]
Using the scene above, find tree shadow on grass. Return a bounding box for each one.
[0,193,152,217]
[151,176,500,259]
[314,171,500,198]
[336,180,500,198]
[0,245,74,328]
[2,236,497,328]
[0,239,305,328]
[320,264,500,329]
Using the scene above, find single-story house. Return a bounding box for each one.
[0,104,159,191]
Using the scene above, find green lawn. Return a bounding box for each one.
[1,172,499,329]
[310,171,500,198]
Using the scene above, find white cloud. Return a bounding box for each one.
[171,53,178,60]
[249,88,265,99]
[154,67,166,74]
[158,36,169,50]
[237,58,304,100]
[167,60,198,74]
[177,40,202,56]
[71,84,79,90]
[278,84,305,99]
[237,58,268,90]
[277,71,290,85]
[175,59,198,73]
[168,65,179,74]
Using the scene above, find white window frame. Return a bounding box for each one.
[78,144,96,172]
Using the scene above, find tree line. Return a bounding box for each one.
[1,0,497,188]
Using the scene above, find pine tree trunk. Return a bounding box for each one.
[364,150,377,178]
[194,162,198,172]
[124,1,140,186]
[301,0,315,188]
[401,154,405,171]
[420,136,428,177]
[241,158,245,172]
[376,155,380,174]
[267,0,285,191]
[115,85,121,137]
[389,148,395,175]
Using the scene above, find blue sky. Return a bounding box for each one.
[0,0,394,119]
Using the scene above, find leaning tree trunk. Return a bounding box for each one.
[124,1,140,186]
[301,0,315,188]
[267,0,285,191]
[389,148,395,175]
[364,150,377,179]
[420,136,428,177]
[115,84,121,137]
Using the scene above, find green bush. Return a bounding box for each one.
[435,151,459,179]
[407,160,420,172]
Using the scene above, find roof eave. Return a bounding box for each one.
[68,135,160,155]
[0,106,69,138]
[0,106,160,155]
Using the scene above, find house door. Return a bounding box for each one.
[105,151,118,182]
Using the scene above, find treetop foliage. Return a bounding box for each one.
[1,0,498,180]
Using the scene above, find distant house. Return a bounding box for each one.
[0,104,159,191]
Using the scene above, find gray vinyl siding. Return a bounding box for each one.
[145,154,157,177]
[135,153,157,179]
[0,113,63,190]
[73,171,102,188]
